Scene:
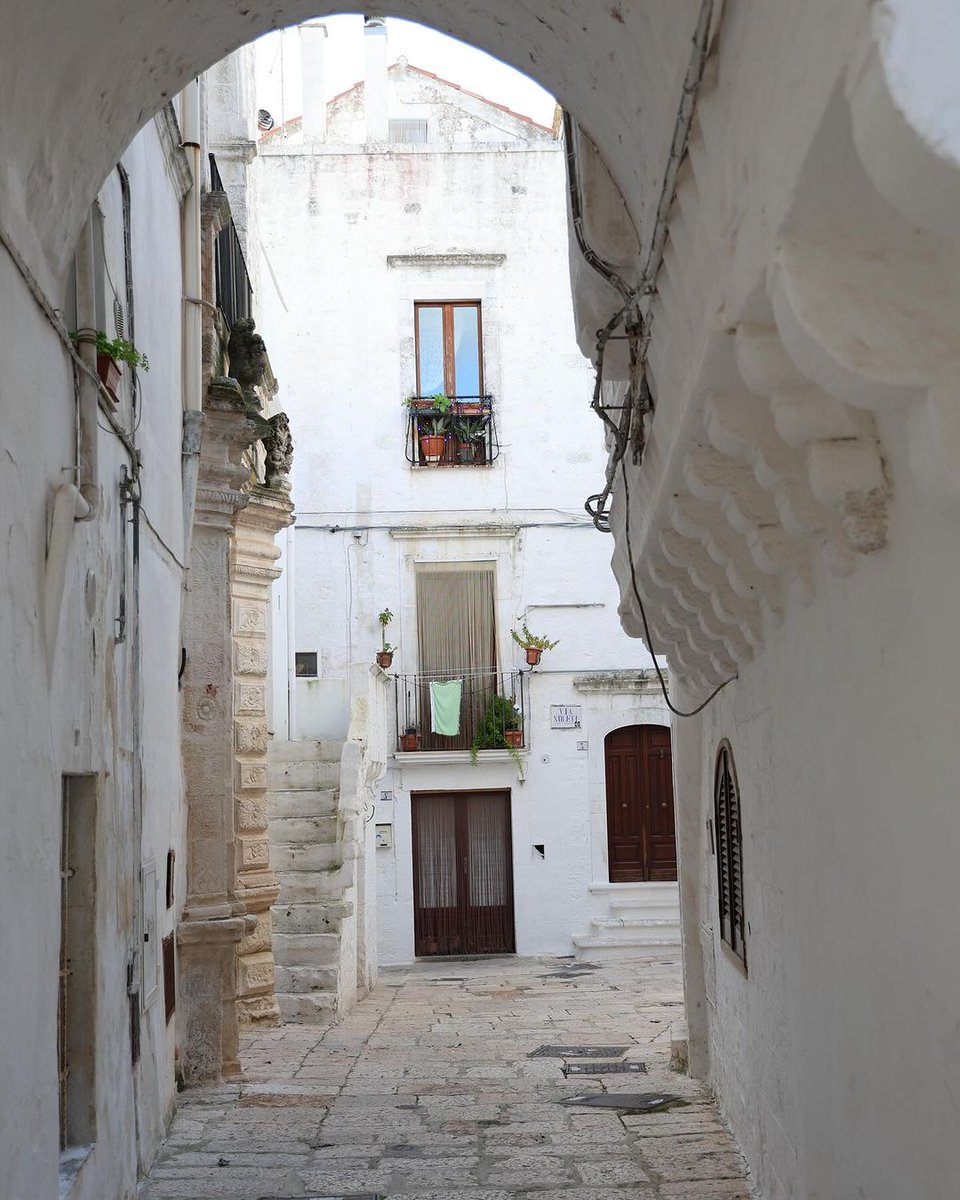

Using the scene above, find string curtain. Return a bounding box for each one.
[415,566,497,749]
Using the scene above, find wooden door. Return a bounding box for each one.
[605,725,677,882]
[412,791,515,956]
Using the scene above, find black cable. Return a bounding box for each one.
[619,454,735,718]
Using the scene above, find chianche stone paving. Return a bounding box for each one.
[140,956,753,1199]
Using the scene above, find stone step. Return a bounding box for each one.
[573,934,683,963]
[268,815,339,844]
[270,842,343,873]
[269,738,344,764]
[275,864,356,903]
[267,759,341,791]
[277,991,339,1025]
[591,917,681,940]
[609,891,680,909]
[272,902,353,935]
[268,788,339,819]
[274,963,339,994]
[272,931,341,967]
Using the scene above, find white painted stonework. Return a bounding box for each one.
[4,4,960,1200]
[253,38,671,971]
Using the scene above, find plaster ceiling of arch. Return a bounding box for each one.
[1,0,702,292]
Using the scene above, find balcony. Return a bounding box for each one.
[209,153,253,330]
[404,396,500,467]
[394,670,526,754]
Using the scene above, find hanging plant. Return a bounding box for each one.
[376,608,395,669]
[511,623,559,666]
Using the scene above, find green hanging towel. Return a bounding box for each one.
[429,679,463,736]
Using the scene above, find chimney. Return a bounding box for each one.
[300,22,328,142]
[363,16,388,143]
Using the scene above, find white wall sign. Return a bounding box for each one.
[550,704,582,729]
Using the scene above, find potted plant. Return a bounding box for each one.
[404,394,435,412]
[511,622,560,667]
[470,692,524,768]
[400,725,420,752]
[72,330,149,405]
[454,415,487,463]
[455,396,485,416]
[418,412,449,464]
[376,608,395,669]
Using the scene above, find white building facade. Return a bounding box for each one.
[256,26,676,974]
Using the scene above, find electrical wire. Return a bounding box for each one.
[565,0,735,717]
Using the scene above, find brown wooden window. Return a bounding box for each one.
[415,301,483,399]
[714,740,746,968]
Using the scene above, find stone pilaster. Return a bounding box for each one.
[230,482,294,1025]
[178,378,260,1082]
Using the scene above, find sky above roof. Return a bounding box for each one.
[254,14,556,130]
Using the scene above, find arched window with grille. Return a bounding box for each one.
[714,740,746,968]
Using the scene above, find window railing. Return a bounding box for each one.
[209,153,253,330]
[394,669,526,753]
[404,396,500,467]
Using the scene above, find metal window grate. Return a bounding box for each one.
[715,740,746,967]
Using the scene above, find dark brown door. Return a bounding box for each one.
[605,725,677,882]
[412,791,515,956]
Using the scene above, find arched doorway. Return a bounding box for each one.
[604,724,676,882]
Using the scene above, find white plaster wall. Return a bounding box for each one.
[682,403,960,1200]
[0,119,186,1200]
[255,76,667,965]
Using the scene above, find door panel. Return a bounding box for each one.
[605,725,677,882]
[412,791,515,956]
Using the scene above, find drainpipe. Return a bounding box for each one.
[181,77,204,564]
[74,211,99,520]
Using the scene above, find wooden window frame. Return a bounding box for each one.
[714,740,747,970]
[414,300,483,399]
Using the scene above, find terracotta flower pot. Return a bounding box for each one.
[525,646,543,666]
[456,402,484,416]
[400,732,420,752]
[376,650,394,669]
[96,352,122,404]
[504,728,523,748]
[419,434,445,464]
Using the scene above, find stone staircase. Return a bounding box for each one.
[573,882,682,962]
[267,739,354,1023]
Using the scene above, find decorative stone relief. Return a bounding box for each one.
[229,482,294,1026]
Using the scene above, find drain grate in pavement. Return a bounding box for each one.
[528,1044,629,1058]
[539,970,595,978]
[560,1092,690,1112]
[260,1195,385,1199]
[562,1060,647,1076]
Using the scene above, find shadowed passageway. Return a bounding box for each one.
[141,957,751,1198]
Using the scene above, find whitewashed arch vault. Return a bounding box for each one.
[5,3,960,1200]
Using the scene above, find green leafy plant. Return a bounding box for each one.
[95,331,149,371]
[511,623,559,652]
[420,413,449,438]
[454,415,487,442]
[430,392,453,414]
[378,608,394,652]
[470,693,523,769]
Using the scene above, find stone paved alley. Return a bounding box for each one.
[140,957,752,1199]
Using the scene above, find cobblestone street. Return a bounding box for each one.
[140,956,752,1199]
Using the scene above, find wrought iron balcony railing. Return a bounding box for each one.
[404,396,500,467]
[394,669,526,753]
[209,153,253,331]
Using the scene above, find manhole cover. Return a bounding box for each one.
[560,1092,689,1112]
[528,1045,628,1058]
[563,1060,647,1076]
